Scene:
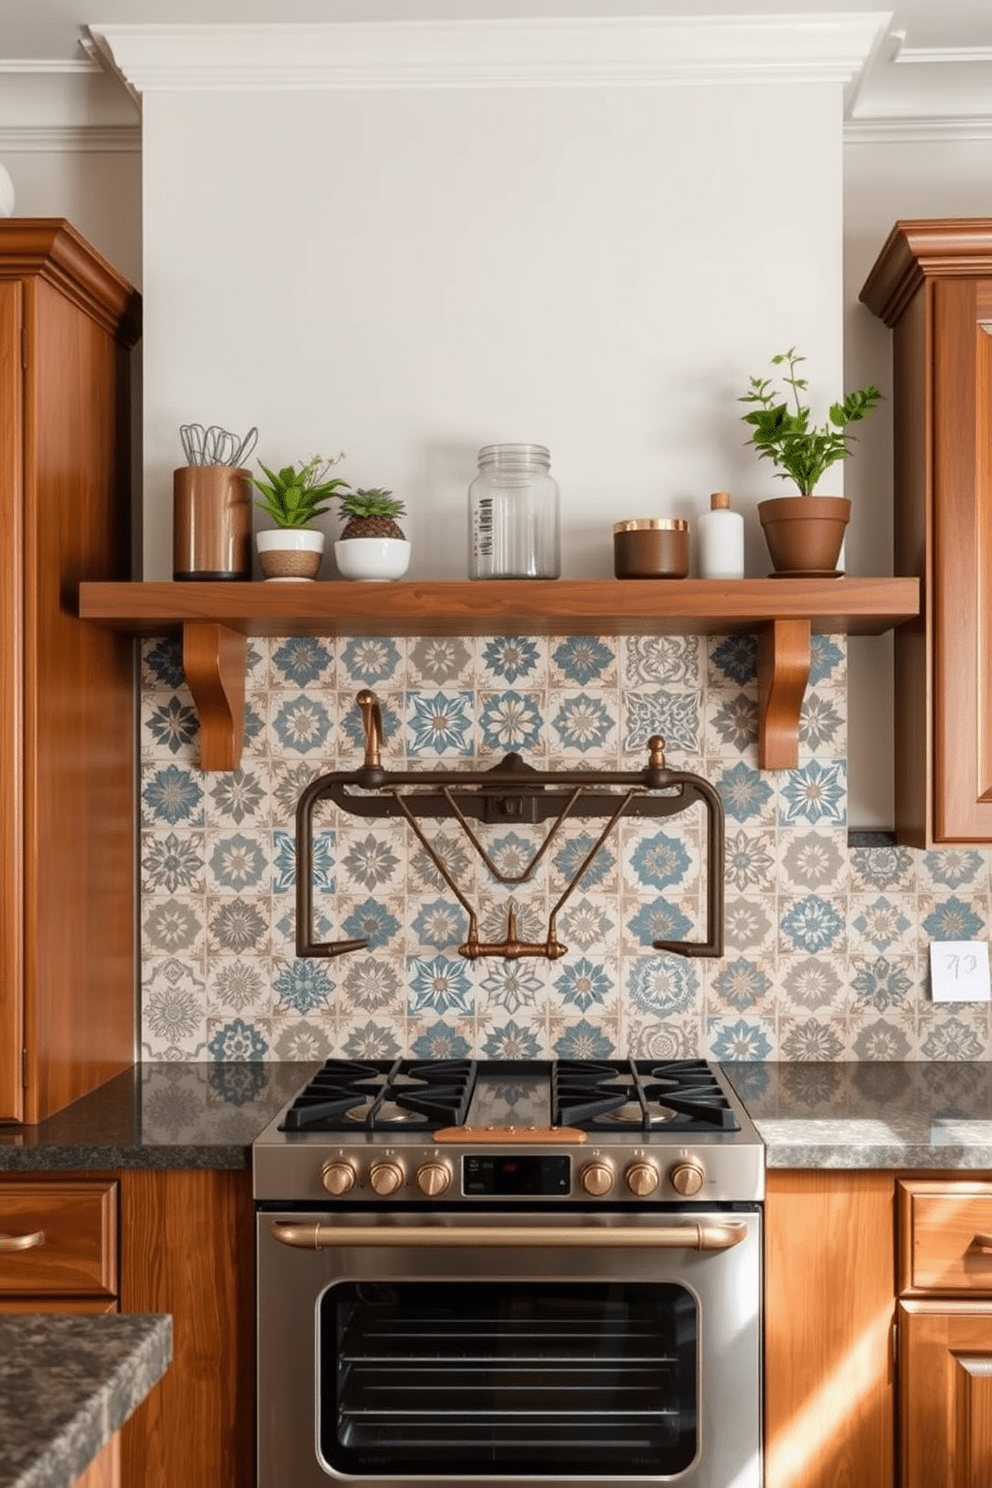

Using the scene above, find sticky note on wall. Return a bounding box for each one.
[929,940,992,1003]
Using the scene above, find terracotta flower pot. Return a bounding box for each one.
[757,495,851,576]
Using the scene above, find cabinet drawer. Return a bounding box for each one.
[898,1179,992,1295]
[0,1182,117,1297]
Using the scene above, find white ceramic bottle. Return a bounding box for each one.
[697,490,744,579]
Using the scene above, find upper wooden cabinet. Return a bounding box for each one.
[861,219,992,845]
[0,220,140,1122]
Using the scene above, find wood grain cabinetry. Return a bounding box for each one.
[118,1167,255,1488]
[897,1178,992,1486]
[860,218,992,845]
[0,1179,117,1302]
[0,219,140,1123]
[0,1177,121,1488]
[0,1167,254,1487]
[764,1170,896,1488]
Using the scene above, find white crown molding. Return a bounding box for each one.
[845,114,992,143]
[83,15,891,98]
[0,124,140,153]
[889,34,992,67]
[0,57,101,75]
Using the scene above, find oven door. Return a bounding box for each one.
[257,1209,762,1488]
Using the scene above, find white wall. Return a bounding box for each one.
[7,49,992,830]
[139,77,842,583]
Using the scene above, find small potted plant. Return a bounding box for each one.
[739,348,881,575]
[333,487,411,581]
[250,453,348,580]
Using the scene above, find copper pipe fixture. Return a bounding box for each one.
[296,690,724,962]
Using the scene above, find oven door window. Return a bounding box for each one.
[318,1280,697,1477]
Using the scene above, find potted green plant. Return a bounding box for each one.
[740,348,881,575]
[250,453,348,580]
[333,487,410,581]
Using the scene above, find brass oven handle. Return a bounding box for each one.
[0,1230,45,1253]
[271,1221,747,1253]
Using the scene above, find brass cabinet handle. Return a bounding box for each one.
[0,1230,45,1253]
[970,1232,992,1253]
[272,1220,747,1253]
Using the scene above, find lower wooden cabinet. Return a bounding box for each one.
[896,1178,992,1487]
[0,1168,254,1488]
[0,1178,121,1488]
[765,1170,896,1488]
[118,1167,255,1488]
[898,1300,992,1488]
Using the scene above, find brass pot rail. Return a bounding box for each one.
[296,690,724,963]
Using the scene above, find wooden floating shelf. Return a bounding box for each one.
[79,577,920,773]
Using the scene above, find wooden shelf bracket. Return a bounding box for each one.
[757,618,812,770]
[181,622,246,772]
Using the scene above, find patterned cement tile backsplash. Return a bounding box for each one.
[139,631,991,1065]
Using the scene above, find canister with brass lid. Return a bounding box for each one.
[613,517,689,579]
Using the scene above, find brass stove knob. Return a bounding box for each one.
[417,1161,452,1198]
[321,1159,357,1197]
[369,1159,405,1196]
[669,1161,705,1197]
[579,1161,615,1197]
[625,1160,660,1197]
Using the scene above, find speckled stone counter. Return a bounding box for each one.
[0,1063,319,1172]
[0,1313,171,1488]
[723,1061,992,1169]
[7,1060,992,1174]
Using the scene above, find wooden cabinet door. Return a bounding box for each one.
[765,1170,896,1488]
[119,1168,255,1488]
[0,221,139,1123]
[899,1300,992,1488]
[861,219,992,845]
[932,278,992,842]
[0,278,24,1121]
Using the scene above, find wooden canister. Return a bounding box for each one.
[613,518,689,579]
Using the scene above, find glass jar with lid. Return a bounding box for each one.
[468,443,560,579]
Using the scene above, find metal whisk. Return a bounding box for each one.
[180,423,258,468]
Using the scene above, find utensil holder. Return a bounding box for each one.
[173,466,253,581]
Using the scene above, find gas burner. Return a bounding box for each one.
[602,1101,680,1126]
[281,1058,477,1133]
[552,1059,740,1134]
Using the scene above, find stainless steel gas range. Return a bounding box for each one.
[254,1057,765,1488]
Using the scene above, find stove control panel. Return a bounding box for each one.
[312,1150,712,1201]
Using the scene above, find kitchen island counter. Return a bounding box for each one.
[0,1312,171,1488]
[724,1060,992,1168]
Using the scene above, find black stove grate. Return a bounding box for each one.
[280,1059,477,1133]
[552,1058,740,1134]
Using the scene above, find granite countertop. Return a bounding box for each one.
[0,1313,171,1488]
[5,1060,992,1173]
[723,1061,992,1169]
[0,1063,320,1172]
